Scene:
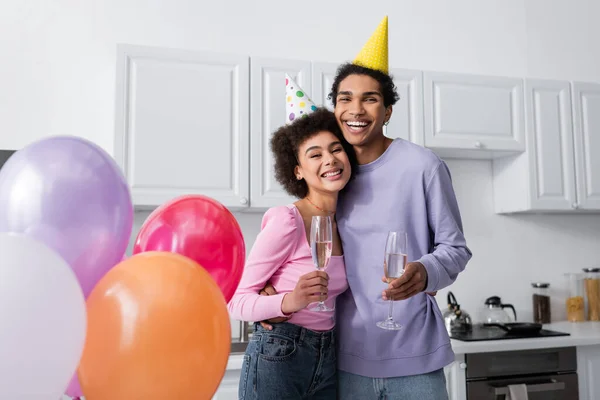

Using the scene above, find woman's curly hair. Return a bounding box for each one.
[269,107,358,199]
[328,62,399,108]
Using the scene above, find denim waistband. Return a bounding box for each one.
[253,322,335,346]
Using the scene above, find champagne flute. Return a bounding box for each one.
[309,215,333,312]
[377,231,408,330]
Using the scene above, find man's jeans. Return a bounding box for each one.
[338,368,448,400]
[238,322,337,399]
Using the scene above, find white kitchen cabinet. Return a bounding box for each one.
[577,345,600,400]
[113,44,250,210]
[572,82,600,210]
[444,355,467,400]
[312,62,337,111]
[386,68,424,145]
[112,44,599,213]
[492,79,576,213]
[249,57,311,209]
[492,79,600,213]
[423,71,526,159]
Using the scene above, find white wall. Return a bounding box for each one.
[4,0,600,327]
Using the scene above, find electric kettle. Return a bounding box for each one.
[482,296,517,323]
[443,292,472,334]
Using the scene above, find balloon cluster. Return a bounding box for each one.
[0,136,245,399]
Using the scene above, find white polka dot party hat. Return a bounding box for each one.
[285,74,318,125]
[353,16,389,74]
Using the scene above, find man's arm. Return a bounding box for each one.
[384,160,471,300]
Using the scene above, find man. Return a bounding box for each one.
[262,16,472,399]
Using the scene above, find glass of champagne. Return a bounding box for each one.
[377,231,408,330]
[310,215,333,312]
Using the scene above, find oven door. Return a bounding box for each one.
[467,373,579,400]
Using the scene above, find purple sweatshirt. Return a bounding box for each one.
[336,138,472,378]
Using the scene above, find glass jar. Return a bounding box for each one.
[565,273,585,322]
[583,267,600,321]
[532,282,551,324]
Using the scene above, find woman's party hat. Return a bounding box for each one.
[285,74,317,124]
[353,16,389,74]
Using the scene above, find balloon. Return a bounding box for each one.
[64,253,129,398]
[65,374,82,397]
[0,135,133,297]
[133,195,245,302]
[78,251,231,400]
[0,233,87,399]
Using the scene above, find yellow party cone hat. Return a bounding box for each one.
[285,74,317,124]
[353,16,389,74]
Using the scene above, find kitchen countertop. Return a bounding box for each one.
[225,322,600,371]
[451,321,600,354]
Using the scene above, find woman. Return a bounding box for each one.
[227,107,358,400]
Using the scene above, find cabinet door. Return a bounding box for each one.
[312,62,338,111]
[114,45,250,209]
[249,57,311,209]
[424,71,525,157]
[386,68,424,145]
[577,345,600,400]
[525,79,577,210]
[572,82,600,210]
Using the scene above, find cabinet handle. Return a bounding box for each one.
[474,141,483,149]
[240,197,248,205]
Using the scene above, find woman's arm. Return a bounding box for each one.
[227,206,298,322]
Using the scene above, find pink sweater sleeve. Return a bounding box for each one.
[227,206,298,322]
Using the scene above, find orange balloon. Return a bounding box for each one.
[78,251,231,400]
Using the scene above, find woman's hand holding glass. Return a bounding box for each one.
[281,271,329,314]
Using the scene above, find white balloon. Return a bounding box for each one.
[0,233,87,400]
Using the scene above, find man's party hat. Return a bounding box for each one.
[285,74,318,124]
[352,16,389,74]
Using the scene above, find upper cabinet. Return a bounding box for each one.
[112,44,599,213]
[423,72,525,159]
[572,82,600,210]
[386,68,424,145]
[249,57,311,209]
[492,79,600,213]
[113,44,249,210]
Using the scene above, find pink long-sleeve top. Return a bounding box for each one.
[227,204,348,331]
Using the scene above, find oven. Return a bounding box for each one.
[465,346,579,399]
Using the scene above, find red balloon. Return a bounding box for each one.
[133,195,245,302]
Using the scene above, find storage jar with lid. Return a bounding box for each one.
[531,282,551,324]
[565,272,585,322]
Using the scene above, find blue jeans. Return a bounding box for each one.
[239,322,337,400]
[338,369,448,400]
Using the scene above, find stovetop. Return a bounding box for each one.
[450,324,570,342]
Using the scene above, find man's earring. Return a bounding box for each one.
[384,120,389,126]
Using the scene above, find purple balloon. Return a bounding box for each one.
[0,136,133,298]
[65,373,83,397]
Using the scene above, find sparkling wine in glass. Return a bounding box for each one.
[377,231,408,330]
[310,215,333,312]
